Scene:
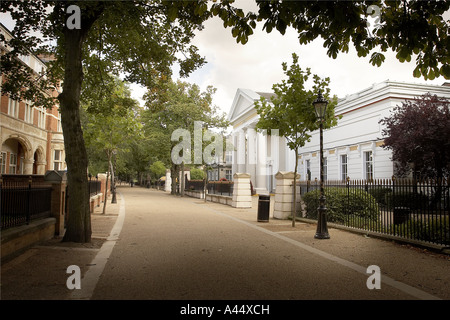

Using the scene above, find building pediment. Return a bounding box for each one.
[228,88,274,126]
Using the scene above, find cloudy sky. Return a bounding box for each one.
[1,2,447,119]
[146,0,447,119]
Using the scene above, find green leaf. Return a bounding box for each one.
[413,66,421,78]
[440,64,450,79]
[168,6,178,22]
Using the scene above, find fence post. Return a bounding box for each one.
[273,171,300,219]
[44,170,68,236]
[26,176,32,225]
[231,173,252,208]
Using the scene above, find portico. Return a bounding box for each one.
[228,88,291,194]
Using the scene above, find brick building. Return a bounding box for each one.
[0,23,66,175]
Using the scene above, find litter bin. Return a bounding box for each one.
[257,194,271,222]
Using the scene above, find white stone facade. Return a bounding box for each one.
[228,81,450,188]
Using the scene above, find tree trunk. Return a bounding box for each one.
[171,164,178,195]
[204,166,208,202]
[103,169,110,215]
[181,161,185,197]
[102,152,111,215]
[292,147,298,227]
[60,29,91,242]
[111,154,117,204]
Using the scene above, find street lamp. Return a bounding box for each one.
[313,90,330,239]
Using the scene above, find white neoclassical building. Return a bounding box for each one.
[228,89,296,194]
[228,81,450,191]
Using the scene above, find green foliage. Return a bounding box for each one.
[141,79,228,166]
[212,1,450,80]
[367,187,392,206]
[254,53,339,152]
[190,167,205,180]
[150,161,167,180]
[384,191,430,210]
[303,187,379,224]
[388,217,450,245]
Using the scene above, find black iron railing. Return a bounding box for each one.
[207,180,234,196]
[298,177,449,246]
[185,179,205,192]
[1,176,52,230]
[88,179,101,197]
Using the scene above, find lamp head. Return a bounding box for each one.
[313,90,328,120]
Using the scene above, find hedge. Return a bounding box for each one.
[303,187,379,224]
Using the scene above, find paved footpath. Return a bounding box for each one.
[1,186,449,302]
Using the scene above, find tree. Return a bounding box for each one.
[1,1,212,242]
[82,76,141,213]
[190,167,206,180]
[379,93,450,179]
[254,53,339,227]
[141,79,228,196]
[216,0,450,80]
[150,161,167,181]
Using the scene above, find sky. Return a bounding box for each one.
[1,1,448,119]
[148,0,448,119]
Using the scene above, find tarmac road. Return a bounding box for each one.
[1,185,449,303]
[89,186,448,300]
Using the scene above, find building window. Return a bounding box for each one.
[323,157,328,181]
[37,107,46,129]
[305,159,311,180]
[56,111,62,132]
[8,98,19,118]
[24,101,34,123]
[225,169,232,181]
[9,153,17,174]
[341,154,348,181]
[364,151,374,180]
[54,150,62,170]
[225,150,232,164]
[0,152,6,174]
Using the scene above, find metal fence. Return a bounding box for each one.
[1,176,53,230]
[207,180,234,196]
[185,179,205,192]
[89,179,102,197]
[184,179,234,196]
[298,177,450,246]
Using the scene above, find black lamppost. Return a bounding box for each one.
[313,90,330,239]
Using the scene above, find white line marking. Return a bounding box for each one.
[70,190,125,300]
[201,204,441,300]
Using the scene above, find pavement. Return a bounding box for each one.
[1,185,449,304]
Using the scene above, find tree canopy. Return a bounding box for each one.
[0,0,213,242]
[217,0,450,80]
[379,93,450,179]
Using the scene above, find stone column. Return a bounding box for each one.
[232,173,252,208]
[273,171,300,219]
[36,161,47,175]
[237,129,246,174]
[231,132,238,176]
[165,169,172,192]
[246,127,257,186]
[255,130,268,194]
[23,158,34,174]
[44,171,68,236]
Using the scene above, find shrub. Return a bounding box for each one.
[389,216,449,245]
[384,191,430,210]
[367,187,392,206]
[303,187,379,224]
[190,167,205,180]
